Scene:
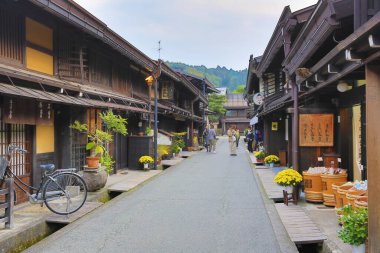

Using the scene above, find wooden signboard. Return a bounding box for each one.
[299,114,334,147]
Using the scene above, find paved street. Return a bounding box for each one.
[25,137,284,253]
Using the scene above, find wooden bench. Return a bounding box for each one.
[256,169,283,201]
[275,203,327,244]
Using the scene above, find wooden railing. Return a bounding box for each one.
[0,178,14,229]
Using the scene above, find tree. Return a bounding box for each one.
[208,93,227,123]
[232,85,245,94]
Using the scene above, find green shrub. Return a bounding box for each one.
[337,204,368,246]
[171,132,186,154]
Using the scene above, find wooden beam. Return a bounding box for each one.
[369,34,380,48]
[366,62,380,252]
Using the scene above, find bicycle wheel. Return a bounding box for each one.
[43,172,87,215]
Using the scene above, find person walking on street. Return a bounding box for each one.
[208,125,217,153]
[235,129,240,148]
[203,125,210,152]
[227,125,237,156]
[246,129,254,153]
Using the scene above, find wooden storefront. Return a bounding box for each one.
[246,1,380,250]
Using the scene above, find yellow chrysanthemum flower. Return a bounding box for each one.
[274,168,303,187]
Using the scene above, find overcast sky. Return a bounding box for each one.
[74,0,318,70]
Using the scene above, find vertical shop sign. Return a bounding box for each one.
[299,114,334,146]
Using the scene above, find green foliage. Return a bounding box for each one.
[171,132,186,154]
[100,152,115,174]
[166,61,248,91]
[208,94,227,114]
[99,110,127,136]
[208,93,226,123]
[69,120,87,132]
[70,110,128,174]
[208,115,219,123]
[232,85,245,94]
[337,205,368,246]
[145,126,152,135]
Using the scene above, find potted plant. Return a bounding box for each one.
[274,167,303,193]
[264,155,280,167]
[138,155,154,170]
[171,132,186,157]
[158,145,170,160]
[254,151,265,162]
[338,204,368,253]
[70,110,127,173]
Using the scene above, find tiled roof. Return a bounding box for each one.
[224,93,248,108]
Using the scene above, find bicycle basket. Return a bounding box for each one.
[0,157,8,180]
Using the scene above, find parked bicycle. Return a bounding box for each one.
[0,144,88,215]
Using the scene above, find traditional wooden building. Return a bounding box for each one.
[222,92,250,133]
[246,0,380,250]
[245,5,314,162]
[0,0,210,202]
[152,63,210,147]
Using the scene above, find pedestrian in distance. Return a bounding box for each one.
[227,125,237,156]
[246,129,254,153]
[235,129,240,148]
[203,125,210,152]
[208,124,217,153]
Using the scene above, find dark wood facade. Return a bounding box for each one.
[245,0,380,250]
[0,0,208,203]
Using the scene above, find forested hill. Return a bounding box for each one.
[166,62,248,91]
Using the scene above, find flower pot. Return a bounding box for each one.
[269,163,274,168]
[256,158,264,163]
[86,156,100,168]
[187,147,193,151]
[143,163,150,170]
[351,243,365,253]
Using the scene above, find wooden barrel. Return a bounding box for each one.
[346,189,367,207]
[321,174,347,207]
[337,185,353,208]
[354,196,368,209]
[302,172,323,203]
[332,182,347,208]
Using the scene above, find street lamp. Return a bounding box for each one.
[145,62,161,169]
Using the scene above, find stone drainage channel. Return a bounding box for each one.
[3,190,123,253]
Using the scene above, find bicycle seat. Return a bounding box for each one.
[40,164,55,171]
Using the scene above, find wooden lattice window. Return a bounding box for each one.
[0,6,23,65]
[0,122,32,177]
[58,31,89,82]
[90,50,112,86]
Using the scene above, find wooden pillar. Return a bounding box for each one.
[5,178,14,229]
[366,62,380,252]
[291,76,299,172]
